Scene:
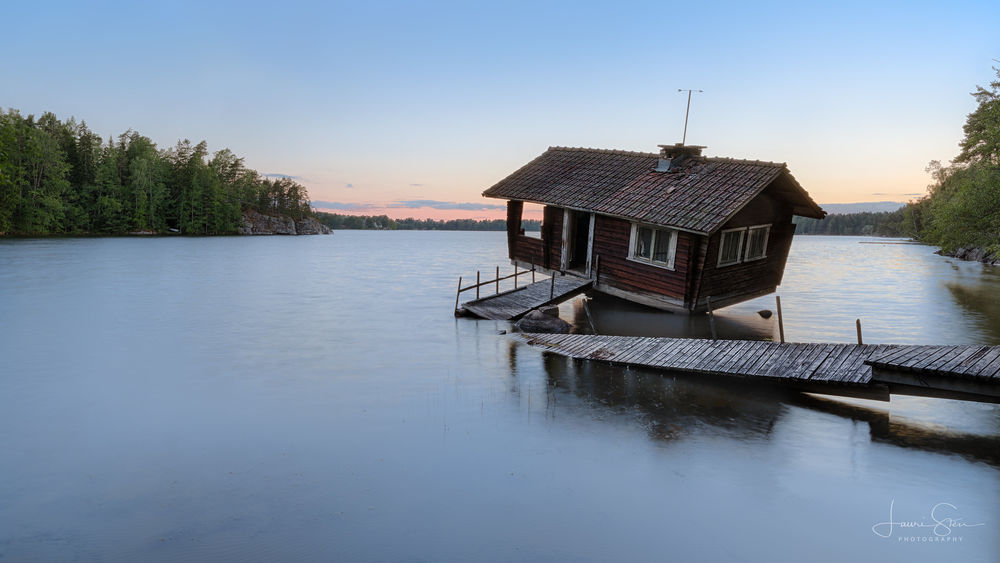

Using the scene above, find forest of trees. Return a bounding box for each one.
[0,109,314,235]
[315,212,541,231]
[799,67,999,253]
[898,67,1000,255]
[794,210,905,236]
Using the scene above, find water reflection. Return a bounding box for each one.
[512,340,1000,469]
[791,394,1000,468]
[564,294,774,340]
[946,282,1000,343]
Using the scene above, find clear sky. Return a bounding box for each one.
[3,1,998,220]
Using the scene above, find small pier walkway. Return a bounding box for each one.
[458,276,592,320]
[514,334,1000,403]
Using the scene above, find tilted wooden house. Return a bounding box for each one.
[482,144,826,313]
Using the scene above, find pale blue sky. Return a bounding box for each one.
[4,1,998,218]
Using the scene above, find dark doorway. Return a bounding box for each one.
[568,211,591,271]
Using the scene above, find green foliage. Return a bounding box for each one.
[794,210,904,236]
[314,212,542,231]
[0,108,315,235]
[900,67,1000,256]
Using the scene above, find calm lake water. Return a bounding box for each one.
[1,233,997,562]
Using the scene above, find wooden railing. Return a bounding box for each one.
[454,264,537,314]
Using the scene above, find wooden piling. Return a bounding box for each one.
[776,295,785,343]
[476,271,480,299]
[454,276,462,314]
[707,296,717,340]
[514,265,518,289]
[856,319,863,345]
[495,266,500,294]
[550,273,556,299]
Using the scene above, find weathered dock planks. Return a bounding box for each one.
[513,333,1000,403]
[458,276,592,320]
[866,345,1000,401]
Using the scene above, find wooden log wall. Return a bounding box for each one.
[698,190,795,302]
[591,215,693,301]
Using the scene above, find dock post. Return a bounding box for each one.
[476,271,480,300]
[707,296,717,340]
[776,295,785,343]
[550,273,556,299]
[496,266,500,294]
[455,276,463,314]
[514,265,518,289]
[531,263,535,283]
[856,319,863,345]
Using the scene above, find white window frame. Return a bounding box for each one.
[717,227,745,267]
[743,224,771,262]
[627,223,678,270]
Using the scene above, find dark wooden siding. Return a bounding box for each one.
[509,204,563,270]
[697,187,794,305]
[544,206,564,269]
[591,215,694,301]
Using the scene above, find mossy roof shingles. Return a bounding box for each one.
[483,147,824,234]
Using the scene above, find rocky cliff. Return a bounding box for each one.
[239,210,332,235]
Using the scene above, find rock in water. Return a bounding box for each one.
[513,309,571,333]
[239,210,331,235]
[757,310,773,319]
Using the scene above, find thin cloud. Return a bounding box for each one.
[346,183,354,188]
[311,201,378,211]
[387,200,506,211]
[264,173,302,180]
[409,183,424,187]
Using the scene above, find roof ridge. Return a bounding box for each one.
[548,146,659,158]
[706,156,787,168]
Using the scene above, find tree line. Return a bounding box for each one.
[798,67,999,254]
[0,109,314,235]
[794,210,905,236]
[899,68,1000,255]
[315,212,541,231]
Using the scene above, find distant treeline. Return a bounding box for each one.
[0,109,314,235]
[794,210,905,236]
[315,212,541,231]
[801,67,1000,256]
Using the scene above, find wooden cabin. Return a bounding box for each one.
[482,144,826,314]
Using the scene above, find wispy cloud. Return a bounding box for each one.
[311,201,378,211]
[345,183,354,188]
[264,173,301,180]
[387,200,506,211]
[409,183,424,187]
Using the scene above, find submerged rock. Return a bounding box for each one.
[513,309,571,334]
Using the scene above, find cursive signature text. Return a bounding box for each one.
[872,499,986,538]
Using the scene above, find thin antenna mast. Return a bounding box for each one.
[678,89,703,145]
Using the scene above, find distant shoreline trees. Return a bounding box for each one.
[314,212,541,231]
[0,109,314,236]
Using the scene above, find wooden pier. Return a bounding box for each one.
[457,276,592,320]
[513,333,1000,403]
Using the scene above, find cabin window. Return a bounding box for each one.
[521,202,545,239]
[744,224,770,261]
[629,224,677,269]
[718,228,745,267]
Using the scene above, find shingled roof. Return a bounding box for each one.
[483,146,825,234]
